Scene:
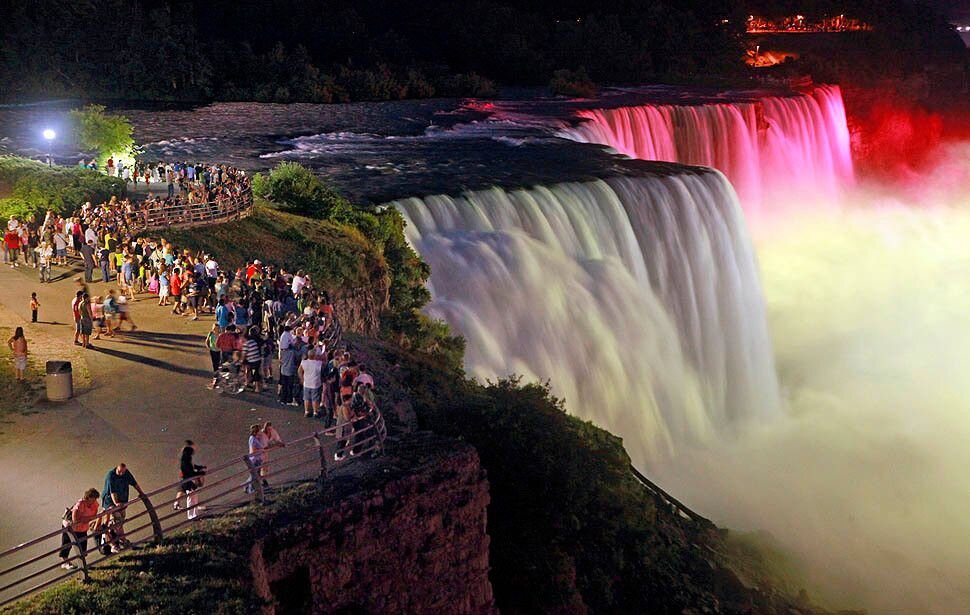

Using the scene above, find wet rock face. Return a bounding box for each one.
[249,441,494,615]
[332,281,388,338]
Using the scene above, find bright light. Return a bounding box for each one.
[42,129,55,141]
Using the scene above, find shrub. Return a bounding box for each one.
[0,156,125,218]
[550,67,597,98]
[259,162,349,217]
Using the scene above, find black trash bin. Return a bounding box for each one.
[46,361,73,401]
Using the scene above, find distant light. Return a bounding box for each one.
[43,129,55,141]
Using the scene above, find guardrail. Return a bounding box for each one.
[133,187,254,232]
[0,411,387,608]
[629,465,714,530]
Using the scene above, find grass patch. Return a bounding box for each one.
[163,202,387,294]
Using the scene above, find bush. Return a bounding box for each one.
[0,197,35,220]
[0,156,125,218]
[259,162,349,217]
[550,67,598,98]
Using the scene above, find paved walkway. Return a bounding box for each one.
[0,258,326,550]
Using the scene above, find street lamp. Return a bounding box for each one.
[42,129,56,167]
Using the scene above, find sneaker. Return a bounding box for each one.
[60,561,77,570]
[173,502,182,511]
[304,412,312,417]
[111,545,123,554]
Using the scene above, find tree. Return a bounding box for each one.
[68,105,135,167]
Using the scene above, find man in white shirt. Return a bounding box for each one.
[298,349,324,418]
[291,270,307,297]
[84,225,98,247]
[204,256,219,280]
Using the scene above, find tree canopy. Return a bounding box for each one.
[68,105,135,166]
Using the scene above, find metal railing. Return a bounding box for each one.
[629,465,714,530]
[0,409,387,608]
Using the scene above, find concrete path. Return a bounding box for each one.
[0,257,326,551]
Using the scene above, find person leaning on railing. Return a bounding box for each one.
[58,488,101,570]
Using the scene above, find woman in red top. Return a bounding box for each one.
[59,488,101,570]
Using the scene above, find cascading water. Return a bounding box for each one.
[559,85,854,215]
[393,170,780,461]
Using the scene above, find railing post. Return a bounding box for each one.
[136,487,164,543]
[313,431,330,483]
[242,454,265,503]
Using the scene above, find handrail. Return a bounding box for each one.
[628,465,714,529]
[0,403,388,608]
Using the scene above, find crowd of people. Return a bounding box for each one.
[26,165,387,576]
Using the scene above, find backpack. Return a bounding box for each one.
[61,505,73,527]
[104,297,117,314]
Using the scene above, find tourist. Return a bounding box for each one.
[215,324,241,366]
[117,294,136,331]
[174,440,206,511]
[4,226,21,267]
[79,293,93,348]
[242,326,263,393]
[204,324,221,388]
[29,292,39,323]
[71,290,83,346]
[98,243,111,283]
[277,328,300,406]
[103,290,120,338]
[81,239,95,283]
[58,488,100,571]
[53,228,69,266]
[101,464,139,553]
[158,267,170,306]
[7,327,28,382]
[258,422,285,481]
[244,424,267,494]
[298,348,324,418]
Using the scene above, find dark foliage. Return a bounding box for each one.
[0,0,744,103]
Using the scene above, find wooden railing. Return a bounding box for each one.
[133,187,254,232]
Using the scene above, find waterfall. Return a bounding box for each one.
[559,86,854,215]
[393,170,779,462]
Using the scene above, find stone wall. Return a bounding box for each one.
[249,437,494,614]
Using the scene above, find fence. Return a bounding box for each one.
[133,187,254,232]
[0,410,387,608]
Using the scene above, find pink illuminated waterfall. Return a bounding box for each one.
[560,85,854,214]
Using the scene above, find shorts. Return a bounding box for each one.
[303,386,321,403]
[246,362,262,382]
[14,356,26,371]
[80,320,93,335]
[56,248,66,257]
[160,287,169,298]
[75,321,82,333]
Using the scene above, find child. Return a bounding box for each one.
[36,241,52,282]
[29,293,39,323]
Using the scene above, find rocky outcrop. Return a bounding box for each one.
[249,434,494,615]
[331,281,389,338]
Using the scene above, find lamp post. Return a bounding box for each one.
[42,129,56,167]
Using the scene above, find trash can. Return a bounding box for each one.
[46,361,73,401]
